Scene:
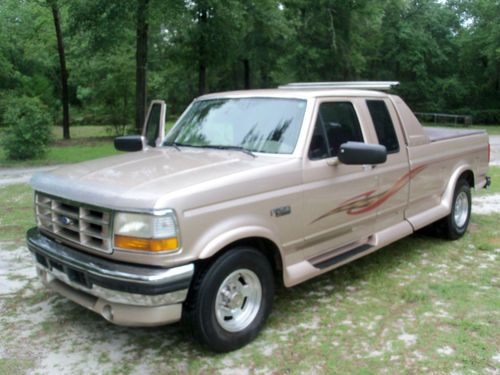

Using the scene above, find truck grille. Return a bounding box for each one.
[35,192,112,253]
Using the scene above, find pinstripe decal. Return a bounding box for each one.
[311,165,427,224]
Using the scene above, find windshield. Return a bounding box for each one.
[165,98,307,154]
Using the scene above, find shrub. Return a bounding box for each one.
[1,96,53,160]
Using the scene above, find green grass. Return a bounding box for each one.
[0,122,175,167]
[52,125,111,139]
[0,358,34,375]
[0,142,119,167]
[0,182,499,374]
[0,184,34,241]
[468,124,500,134]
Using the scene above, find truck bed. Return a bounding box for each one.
[424,127,485,142]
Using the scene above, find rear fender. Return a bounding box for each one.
[441,163,473,213]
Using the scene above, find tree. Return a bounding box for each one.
[47,0,70,139]
[453,0,500,113]
[135,0,149,132]
[2,0,500,127]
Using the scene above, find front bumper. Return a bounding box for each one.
[26,227,194,326]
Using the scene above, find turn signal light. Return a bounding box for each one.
[114,235,179,252]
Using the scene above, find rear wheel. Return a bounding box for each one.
[184,247,274,352]
[441,178,471,240]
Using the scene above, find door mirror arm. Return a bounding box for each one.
[326,158,339,167]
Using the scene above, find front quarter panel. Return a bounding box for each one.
[169,159,305,269]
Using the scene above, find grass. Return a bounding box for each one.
[0,142,119,168]
[0,180,499,374]
[469,124,500,134]
[0,184,35,241]
[52,125,111,139]
[0,122,175,167]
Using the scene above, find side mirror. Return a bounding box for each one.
[338,142,387,165]
[114,135,144,152]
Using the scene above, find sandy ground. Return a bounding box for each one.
[489,135,500,166]
[1,235,499,374]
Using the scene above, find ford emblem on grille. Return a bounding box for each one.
[58,215,73,226]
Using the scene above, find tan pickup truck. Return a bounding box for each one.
[27,82,491,352]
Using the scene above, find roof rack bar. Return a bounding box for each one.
[278,81,400,91]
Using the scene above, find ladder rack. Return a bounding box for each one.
[278,81,400,91]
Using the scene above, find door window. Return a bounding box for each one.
[309,101,364,160]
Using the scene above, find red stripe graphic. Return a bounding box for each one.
[311,165,427,224]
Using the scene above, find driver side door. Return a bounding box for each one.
[300,99,378,262]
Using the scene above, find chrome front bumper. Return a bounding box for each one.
[26,227,194,326]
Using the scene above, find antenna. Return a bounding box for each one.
[278,81,400,91]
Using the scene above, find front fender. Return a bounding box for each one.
[197,223,282,260]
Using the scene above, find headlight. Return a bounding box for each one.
[113,210,180,252]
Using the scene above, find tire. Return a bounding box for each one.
[441,178,471,240]
[184,247,274,352]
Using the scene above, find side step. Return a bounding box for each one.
[312,244,374,270]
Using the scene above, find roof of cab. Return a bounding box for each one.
[196,88,390,101]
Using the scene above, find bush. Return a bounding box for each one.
[1,96,53,160]
[471,110,500,125]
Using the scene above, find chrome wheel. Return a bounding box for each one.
[454,191,469,228]
[215,269,262,332]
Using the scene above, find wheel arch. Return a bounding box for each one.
[441,165,474,212]
[459,169,474,189]
[197,235,284,285]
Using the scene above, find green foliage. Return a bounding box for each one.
[0,0,499,126]
[1,96,53,160]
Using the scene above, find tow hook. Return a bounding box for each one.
[484,176,491,189]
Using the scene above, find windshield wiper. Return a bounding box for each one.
[164,143,256,157]
[201,145,256,158]
[164,141,183,151]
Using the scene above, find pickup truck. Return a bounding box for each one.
[27,82,490,352]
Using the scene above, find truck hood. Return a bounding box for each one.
[31,147,292,210]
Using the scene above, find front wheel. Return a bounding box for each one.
[441,178,471,240]
[184,247,274,352]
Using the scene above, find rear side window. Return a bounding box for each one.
[309,101,364,160]
[367,100,399,153]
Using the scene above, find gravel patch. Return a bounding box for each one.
[473,194,500,215]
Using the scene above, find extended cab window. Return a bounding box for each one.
[309,101,364,160]
[367,100,399,153]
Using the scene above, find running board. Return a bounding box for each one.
[312,244,374,270]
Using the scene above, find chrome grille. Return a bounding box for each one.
[35,192,112,253]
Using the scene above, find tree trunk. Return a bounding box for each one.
[198,62,206,96]
[198,6,207,96]
[135,0,149,133]
[49,1,70,140]
[243,59,250,89]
